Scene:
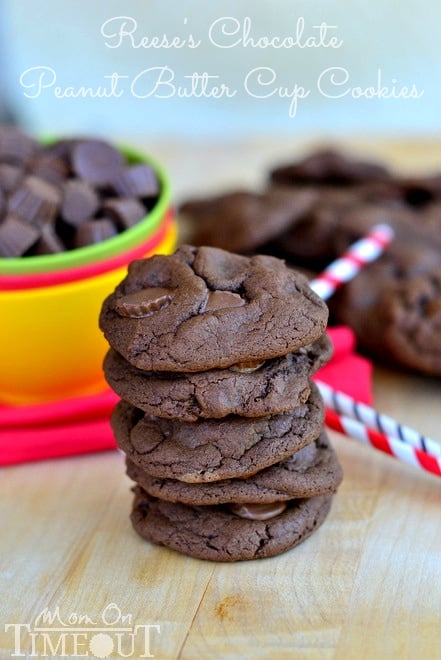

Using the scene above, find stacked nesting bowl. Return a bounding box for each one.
[0,138,176,405]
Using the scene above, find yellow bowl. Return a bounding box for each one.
[0,221,177,406]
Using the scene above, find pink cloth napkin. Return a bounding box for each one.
[0,326,372,466]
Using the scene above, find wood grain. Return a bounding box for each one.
[1,139,440,660]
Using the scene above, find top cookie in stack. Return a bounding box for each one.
[100,245,343,561]
[100,244,328,371]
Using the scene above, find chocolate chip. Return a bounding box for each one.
[0,214,40,256]
[111,164,160,198]
[203,290,246,312]
[8,175,61,224]
[61,180,100,226]
[102,198,146,229]
[72,140,125,185]
[115,288,175,318]
[73,218,118,248]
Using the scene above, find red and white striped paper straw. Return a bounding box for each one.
[325,408,441,478]
[308,225,441,478]
[317,381,441,460]
[309,224,395,300]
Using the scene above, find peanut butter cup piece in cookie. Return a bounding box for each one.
[130,487,333,561]
[99,245,328,372]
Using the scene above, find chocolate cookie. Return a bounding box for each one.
[266,191,417,269]
[331,242,441,375]
[112,383,324,483]
[178,188,317,253]
[126,430,343,505]
[270,148,391,187]
[130,486,333,561]
[103,333,332,421]
[99,245,328,372]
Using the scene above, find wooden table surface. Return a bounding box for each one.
[1,139,441,660]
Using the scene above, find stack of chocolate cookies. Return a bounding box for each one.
[100,245,343,561]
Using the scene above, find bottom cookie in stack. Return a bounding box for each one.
[111,384,343,562]
[130,489,334,562]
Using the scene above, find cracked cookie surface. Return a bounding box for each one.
[99,245,328,372]
[178,188,318,252]
[112,382,324,482]
[103,333,331,421]
[126,429,343,505]
[130,486,333,561]
[332,242,441,375]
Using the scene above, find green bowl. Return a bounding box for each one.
[0,143,172,275]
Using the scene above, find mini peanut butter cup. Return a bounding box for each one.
[102,198,146,229]
[0,164,24,195]
[228,502,288,520]
[230,359,266,373]
[61,180,100,226]
[73,217,118,248]
[111,164,159,198]
[8,175,61,224]
[31,223,65,255]
[0,126,40,165]
[72,139,125,185]
[203,290,245,311]
[115,288,174,318]
[30,154,70,186]
[0,214,40,257]
[44,139,78,161]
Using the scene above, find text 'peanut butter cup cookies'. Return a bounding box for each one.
[99,245,328,372]
[100,244,342,561]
